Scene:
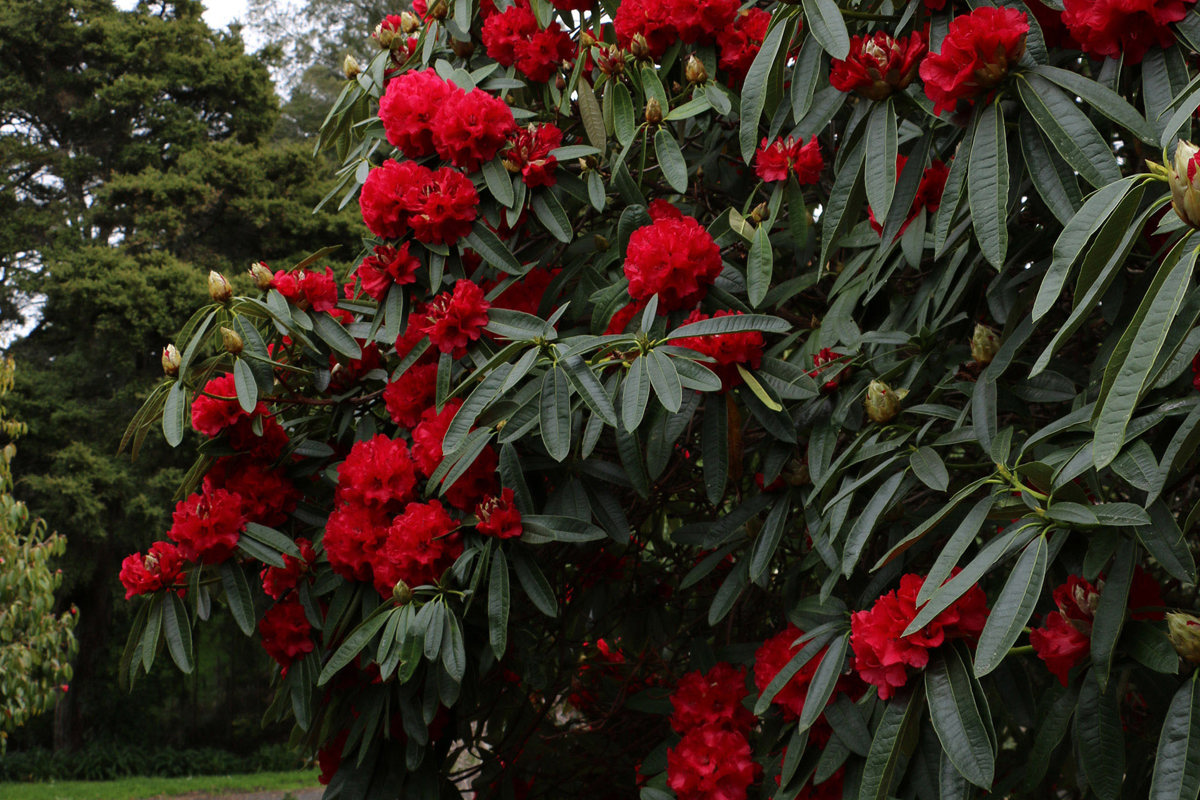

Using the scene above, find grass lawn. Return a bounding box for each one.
[0,769,321,800]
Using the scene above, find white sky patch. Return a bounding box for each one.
[114,0,249,31]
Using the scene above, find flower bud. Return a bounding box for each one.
[644,96,663,126]
[220,326,244,355]
[1167,612,1200,664]
[248,261,274,289]
[630,33,651,60]
[1170,140,1200,229]
[451,39,475,58]
[749,202,769,224]
[684,55,708,85]
[970,323,1001,366]
[593,234,610,251]
[342,54,361,79]
[161,344,181,377]
[400,11,420,33]
[864,379,902,424]
[392,580,414,606]
[428,0,449,20]
[208,270,233,303]
[596,44,625,76]
[373,21,397,49]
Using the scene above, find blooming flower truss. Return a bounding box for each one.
[120,0,1200,797]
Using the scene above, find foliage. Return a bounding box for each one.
[0,358,76,751]
[125,0,1200,798]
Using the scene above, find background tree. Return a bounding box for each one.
[0,0,359,752]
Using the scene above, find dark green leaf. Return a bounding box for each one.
[858,686,922,800]
[747,225,774,308]
[654,127,688,193]
[968,101,1009,269]
[1076,671,1125,800]
[162,593,194,674]
[622,356,651,431]
[974,535,1047,677]
[318,607,391,685]
[739,16,792,162]
[1150,674,1200,800]
[865,101,898,224]
[489,548,510,659]
[749,498,790,583]
[926,649,995,787]
[646,351,683,413]
[540,366,572,461]
[803,0,851,58]
[910,447,949,492]
[1017,74,1121,188]
[511,549,558,618]
[312,311,362,359]
[219,562,255,637]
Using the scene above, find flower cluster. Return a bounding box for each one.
[716,9,772,84]
[830,31,926,100]
[1030,569,1164,684]
[503,123,563,187]
[353,244,421,302]
[667,662,758,800]
[261,538,316,600]
[1061,0,1194,63]
[675,310,765,390]
[360,159,480,245]
[476,488,523,539]
[919,6,1029,115]
[755,136,823,185]
[850,572,989,699]
[119,541,186,599]
[272,266,338,313]
[482,1,574,83]
[167,487,246,564]
[419,279,491,357]
[258,598,314,674]
[623,213,723,311]
[378,68,516,170]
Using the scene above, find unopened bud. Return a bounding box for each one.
[451,39,475,58]
[645,96,663,125]
[400,11,420,33]
[428,0,449,20]
[970,323,1001,366]
[593,234,610,251]
[220,326,244,355]
[342,54,361,79]
[208,271,233,303]
[1170,140,1200,229]
[596,45,625,76]
[630,33,651,60]
[373,22,396,49]
[580,32,597,48]
[249,261,274,289]
[864,379,903,424]
[749,202,769,224]
[392,580,414,605]
[161,344,181,377]
[1167,612,1200,664]
[684,55,708,85]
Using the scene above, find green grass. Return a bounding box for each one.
[0,769,321,800]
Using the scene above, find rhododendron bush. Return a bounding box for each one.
[119,0,1200,796]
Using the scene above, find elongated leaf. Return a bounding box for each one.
[511,550,557,618]
[749,498,790,582]
[232,358,257,413]
[1150,674,1200,800]
[754,624,838,715]
[798,633,851,732]
[646,350,682,413]
[859,687,922,800]
[910,447,949,492]
[1091,537,1134,688]
[933,117,975,257]
[747,226,773,308]
[1031,65,1158,144]
[219,562,255,636]
[702,395,729,505]
[532,191,572,243]
[920,496,998,604]
[926,649,995,787]
[162,382,186,447]
[974,535,1048,677]
[540,366,572,461]
[562,355,618,427]
[576,77,607,155]
[140,597,162,673]
[162,593,194,674]
[865,101,898,224]
[489,548,510,659]
[968,101,1009,269]
[318,608,391,685]
[667,313,789,338]
[842,472,905,577]
[1093,244,1198,467]
[622,356,651,431]
[613,82,635,147]
[1076,671,1125,800]
[654,127,687,193]
[1020,114,1081,225]
[482,158,515,207]
[441,611,466,683]
[312,311,362,359]
[803,0,851,58]
[1142,500,1199,583]
[875,478,992,571]
[466,227,524,274]
[739,16,792,162]
[1017,74,1121,188]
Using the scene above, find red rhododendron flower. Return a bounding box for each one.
[755,136,823,185]
[623,215,723,310]
[810,348,848,392]
[667,725,759,800]
[672,0,740,45]
[168,487,246,564]
[406,168,480,245]
[919,6,1029,115]
[192,373,260,437]
[753,624,859,721]
[796,768,845,800]
[260,538,316,600]
[203,456,300,527]
[329,340,383,394]
[360,159,430,240]
[1028,0,1078,49]
[412,400,463,477]
[669,662,753,733]
[488,267,559,315]
[379,499,462,594]
[553,0,592,8]
[604,299,648,335]
[323,503,389,583]
[443,444,499,511]
[431,88,517,172]
[717,8,772,85]
[613,0,680,58]
[119,541,186,599]
[226,412,289,460]
[482,2,538,65]
[830,31,926,100]
[476,488,523,539]
[317,730,349,786]
[259,598,314,674]
[378,68,458,158]
[272,267,338,313]
[354,244,421,302]
[504,123,563,187]
[419,279,490,356]
[675,309,765,390]
[383,363,439,428]
[334,434,418,514]
[515,25,574,83]
[1062,0,1193,63]
[850,571,989,699]
[1030,611,1091,685]
[648,199,684,221]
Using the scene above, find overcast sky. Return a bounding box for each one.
[114,0,249,29]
